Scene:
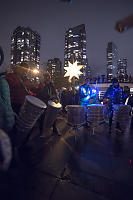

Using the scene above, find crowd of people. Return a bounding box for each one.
[1,64,133,137]
[0,46,133,170]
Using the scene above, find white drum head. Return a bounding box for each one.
[26,95,47,108]
[67,105,83,108]
[88,104,104,107]
[48,100,62,108]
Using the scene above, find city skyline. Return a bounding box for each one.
[0,0,133,75]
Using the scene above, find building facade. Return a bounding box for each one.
[11,26,40,68]
[64,24,90,81]
[106,42,118,81]
[117,58,128,82]
[46,58,62,88]
[46,58,62,79]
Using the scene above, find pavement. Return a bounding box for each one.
[0,112,133,200]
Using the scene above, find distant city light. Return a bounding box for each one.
[33,68,39,74]
[130,88,133,92]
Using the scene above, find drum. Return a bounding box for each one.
[43,100,62,129]
[16,95,47,133]
[87,104,105,125]
[113,104,131,131]
[66,105,86,126]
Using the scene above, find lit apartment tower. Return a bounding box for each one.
[46,58,62,80]
[11,26,40,68]
[107,42,118,81]
[64,24,90,80]
[117,58,128,82]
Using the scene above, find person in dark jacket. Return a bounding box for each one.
[122,86,130,104]
[0,67,15,134]
[103,78,123,133]
[127,94,133,129]
[36,72,60,137]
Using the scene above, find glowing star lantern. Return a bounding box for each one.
[64,61,83,81]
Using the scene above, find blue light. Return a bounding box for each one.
[91,88,98,98]
[92,89,97,94]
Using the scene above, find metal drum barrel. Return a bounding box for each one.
[16,95,47,133]
[113,104,131,132]
[87,104,105,125]
[66,105,86,126]
[43,100,62,129]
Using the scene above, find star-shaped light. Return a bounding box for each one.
[64,60,83,81]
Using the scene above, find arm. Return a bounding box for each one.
[103,87,111,99]
[115,14,133,32]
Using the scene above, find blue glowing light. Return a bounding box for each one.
[92,89,97,94]
[73,34,79,37]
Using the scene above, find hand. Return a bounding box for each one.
[53,99,59,104]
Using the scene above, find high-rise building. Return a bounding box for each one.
[46,58,62,80]
[46,58,62,89]
[106,42,118,81]
[117,58,128,82]
[64,24,90,81]
[11,26,40,68]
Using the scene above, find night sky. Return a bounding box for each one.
[0,0,133,75]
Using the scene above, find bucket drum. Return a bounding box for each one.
[43,100,62,129]
[66,105,86,126]
[87,104,105,125]
[113,104,131,131]
[16,95,47,133]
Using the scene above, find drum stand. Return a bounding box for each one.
[69,123,84,141]
[88,121,105,135]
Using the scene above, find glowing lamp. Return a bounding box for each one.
[33,68,39,74]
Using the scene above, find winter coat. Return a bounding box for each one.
[0,76,15,133]
[104,85,123,105]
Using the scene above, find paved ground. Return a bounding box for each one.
[0,113,133,200]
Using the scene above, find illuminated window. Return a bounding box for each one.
[17,38,24,49]
[68,34,73,37]
[73,35,78,38]
[26,51,30,55]
[83,55,86,59]
[26,38,29,46]
[21,39,24,47]
[11,38,14,43]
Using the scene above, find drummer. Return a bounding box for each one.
[36,72,61,136]
[103,78,123,134]
[79,77,92,107]
[79,78,92,127]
